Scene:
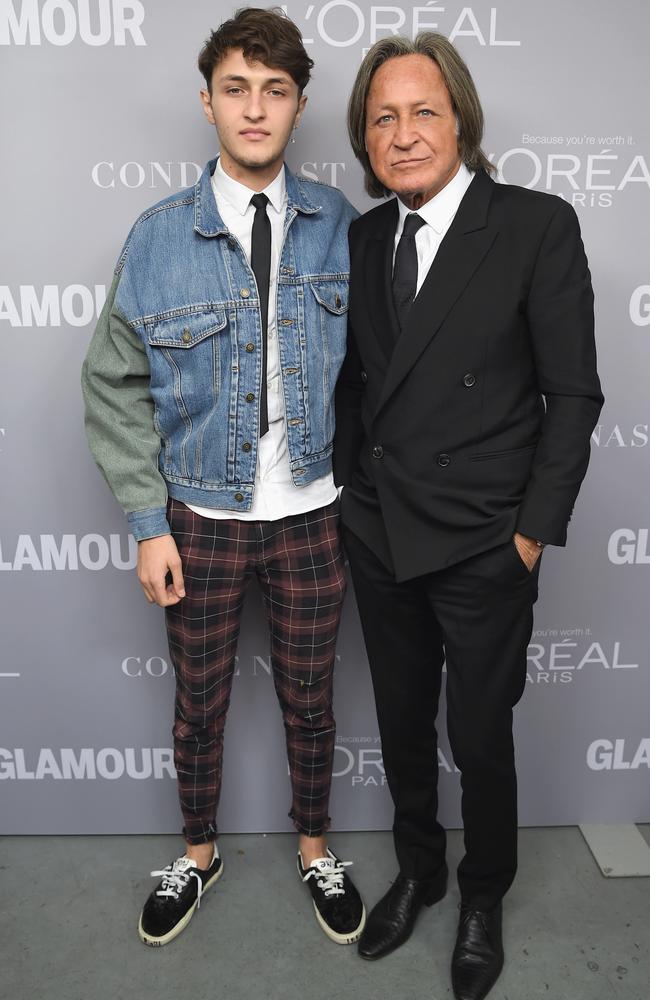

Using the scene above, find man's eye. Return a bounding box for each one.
[269,89,286,97]
[418,109,434,117]
[227,87,244,95]
[377,115,393,124]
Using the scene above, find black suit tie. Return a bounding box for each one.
[250,192,271,437]
[392,212,426,335]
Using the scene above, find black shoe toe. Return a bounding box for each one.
[358,869,447,961]
[451,903,504,1000]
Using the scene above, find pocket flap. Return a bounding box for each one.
[310,281,349,315]
[147,309,227,348]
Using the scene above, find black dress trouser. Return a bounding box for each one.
[343,526,541,912]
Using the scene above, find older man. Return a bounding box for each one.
[335,33,603,1000]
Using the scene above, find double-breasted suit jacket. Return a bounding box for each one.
[335,169,604,581]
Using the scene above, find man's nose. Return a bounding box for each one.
[393,117,417,148]
[244,93,265,120]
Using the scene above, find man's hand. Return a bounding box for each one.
[137,535,185,606]
[513,532,543,572]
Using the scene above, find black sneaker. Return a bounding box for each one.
[298,848,366,944]
[138,847,223,946]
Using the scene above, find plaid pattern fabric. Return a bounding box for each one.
[165,498,346,844]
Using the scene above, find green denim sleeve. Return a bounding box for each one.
[81,273,170,541]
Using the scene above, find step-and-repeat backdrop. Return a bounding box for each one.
[1,0,648,835]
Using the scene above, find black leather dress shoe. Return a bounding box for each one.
[451,903,504,1000]
[358,870,447,960]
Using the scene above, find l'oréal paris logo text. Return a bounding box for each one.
[0,0,146,46]
[280,3,520,51]
[0,534,137,571]
[490,146,650,208]
[527,630,638,686]
[334,738,458,787]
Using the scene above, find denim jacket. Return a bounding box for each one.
[82,159,357,541]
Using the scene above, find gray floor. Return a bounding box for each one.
[2,827,648,1000]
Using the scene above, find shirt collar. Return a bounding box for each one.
[212,156,287,216]
[396,162,474,235]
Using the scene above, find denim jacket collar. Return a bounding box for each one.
[194,157,321,237]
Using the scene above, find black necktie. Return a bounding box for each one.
[392,212,426,334]
[250,193,271,437]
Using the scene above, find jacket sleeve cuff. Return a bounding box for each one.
[126,506,171,542]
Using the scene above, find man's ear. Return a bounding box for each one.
[294,93,308,128]
[200,89,216,126]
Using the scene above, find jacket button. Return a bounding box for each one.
[181,328,191,344]
[245,343,255,353]
[335,294,342,308]
[234,492,244,502]
[281,318,293,326]
[242,442,252,453]
[437,453,451,467]
[240,288,250,298]
[360,370,368,384]
[245,392,255,402]
[463,373,476,387]
[372,445,383,459]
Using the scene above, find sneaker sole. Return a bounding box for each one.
[137,864,224,947]
[311,900,367,945]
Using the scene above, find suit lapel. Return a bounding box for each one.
[375,170,498,416]
[361,200,400,363]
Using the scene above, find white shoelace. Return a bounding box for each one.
[151,857,204,908]
[301,854,353,897]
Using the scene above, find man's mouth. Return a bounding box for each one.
[392,157,428,168]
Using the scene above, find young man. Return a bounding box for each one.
[82,7,363,948]
[335,33,602,1000]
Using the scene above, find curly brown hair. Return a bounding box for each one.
[198,7,313,95]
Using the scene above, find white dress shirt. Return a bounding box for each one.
[187,158,337,521]
[393,162,474,294]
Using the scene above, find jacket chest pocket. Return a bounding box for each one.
[145,308,228,420]
[308,280,349,373]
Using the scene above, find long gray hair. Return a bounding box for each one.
[348,33,494,198]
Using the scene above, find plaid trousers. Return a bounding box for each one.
[165,497,346,844]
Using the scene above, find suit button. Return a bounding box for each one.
[245,392,255,402]
[360,370,368,384]
[242,442,252,453]
[234,492,244,502]
[437,453,451,467]
[372,445,384,459]
[463,373,476,387]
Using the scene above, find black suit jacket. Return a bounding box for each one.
[334,170,604,582]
